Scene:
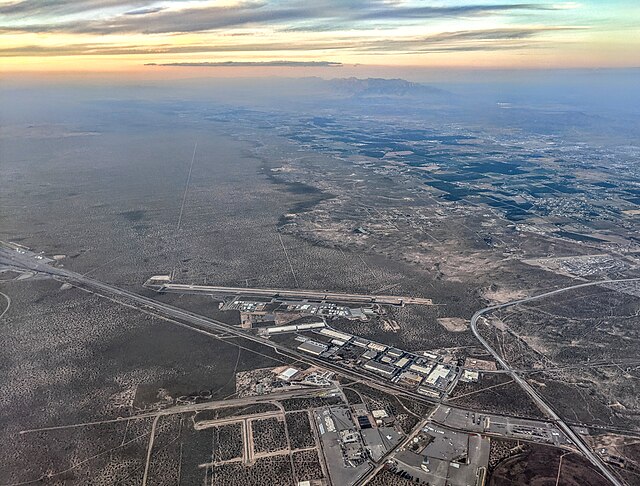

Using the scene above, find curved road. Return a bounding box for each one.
[0,291,11,321]
[2,244,636,485]
[471,277,640,486]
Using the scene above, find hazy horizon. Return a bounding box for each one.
[1,0,639,73]
[2,3,640,486]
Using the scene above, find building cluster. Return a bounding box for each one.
[315,402,402,481]
[214,295,374,329]
[390,423,490,486]
[235,365,335,397]
[222,296,372,325]
[553,254,627,277]
[295,327,459,398]
[317,407,367,467]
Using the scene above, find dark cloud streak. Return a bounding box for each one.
[0,1,573,35]
[0,27,578,58]
[356,3,558,20]
[145,60,343,67]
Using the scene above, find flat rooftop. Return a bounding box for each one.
[298,340,328,355]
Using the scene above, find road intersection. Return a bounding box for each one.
[1,243,635,485]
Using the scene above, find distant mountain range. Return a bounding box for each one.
[323,77,450,98]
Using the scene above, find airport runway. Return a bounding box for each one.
[2,243,631,485]
[149,282,433,306]
[0,245,440,409]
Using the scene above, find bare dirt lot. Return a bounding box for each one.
[437,317,468,332]
[489,446,610,486]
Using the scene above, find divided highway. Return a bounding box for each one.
[0,246,439,409]
[2,244,635,485]
[470,278,640,486]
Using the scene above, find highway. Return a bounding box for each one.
[470,278,640,486]
[0,245,441,409]
[2,244,632,485]
[147,281,433,306]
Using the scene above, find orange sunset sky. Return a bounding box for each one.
[0,1,639,75]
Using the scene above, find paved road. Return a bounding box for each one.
[470,278,640,486]
[0,246,440,409]
[141,415,159,486]
[19,386,332,435]
[151,282,433,306]
[193,410,283,431]
[0,291,11,320]
[3,244,630,484]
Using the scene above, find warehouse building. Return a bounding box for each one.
[387,348,404,358]
[363,360,396,378]
[319,328,353,342]
[362,349,378,360]
[367,342,387,352]
[352,337,370,348]
[394,356,411,368]
[409,363,434,376]
[298,340,328,356]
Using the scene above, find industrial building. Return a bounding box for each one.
[417,386,440,398]
[399,371,423,387]
[361,349,378,360]
[363,360,396,378]
[367,342,387,352]
[409,363,434,376]
[352,337,370,348]
[424,364,454,389]
[298,340,329,356]
[393,356,411,368]
[278,367,300,381]
[461,370,479,382]
[319,328,353,342]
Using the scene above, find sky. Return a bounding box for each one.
[0,0,639,74]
